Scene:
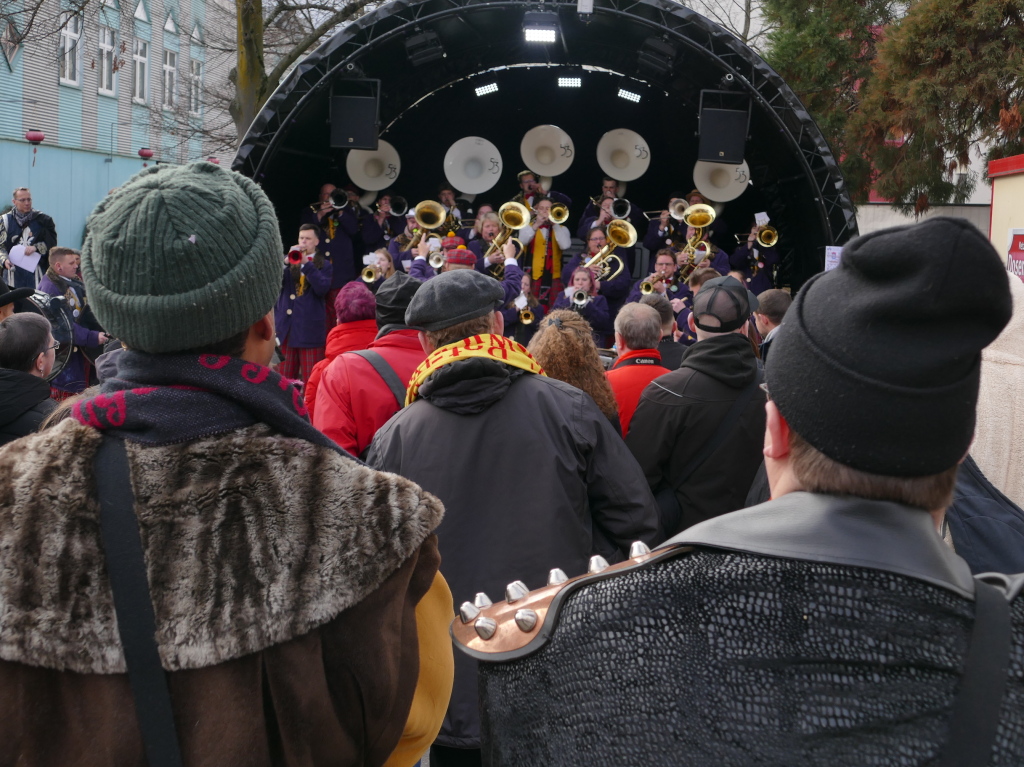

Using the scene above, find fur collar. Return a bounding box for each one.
[0,419,444,674]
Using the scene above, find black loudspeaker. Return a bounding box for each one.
[330,95,378,150]
[697,108,747,164]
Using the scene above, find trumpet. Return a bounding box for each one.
[428,251,446,270]
[519,308,535,325]
[582,218,635,281]
[639,273,668,295]
[361,265,382,283]
[733,225,779,249]
[572,289,590,308]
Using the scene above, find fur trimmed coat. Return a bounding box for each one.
[0,418,447,766]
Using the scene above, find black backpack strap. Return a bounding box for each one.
[348,349,407,407]
[95,436,184,767]
[671,371,762,491]
[939,578,1012,767]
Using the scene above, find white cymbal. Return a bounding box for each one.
[345,140,400,191]
[596,129,650,182]
[693,159,750,202]
[521,125,575,178]
[444,136,503,195]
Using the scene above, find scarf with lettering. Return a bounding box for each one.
[405,333,545,406]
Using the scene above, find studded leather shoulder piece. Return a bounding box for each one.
[450,543,694,662]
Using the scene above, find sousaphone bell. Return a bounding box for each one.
[444,137,503,195]
[520,125,575,179]
[692,159,750,203]
[346,140,401,191]
[596,129,651,182]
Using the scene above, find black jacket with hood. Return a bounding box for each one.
[0,368,56,446]
[626,332,765,534]
[367,355,661,748]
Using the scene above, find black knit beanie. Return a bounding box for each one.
[766,217,1012,477]
[375,271,421,330]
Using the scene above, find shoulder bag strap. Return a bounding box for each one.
[671,371,762,492]
[94,436,184,767]
[348,348,407,408]
[938,578,1012,767]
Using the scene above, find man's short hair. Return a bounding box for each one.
[687,267,720,291]
[756,289,792,325]
[49,246,78,262]
[614,303,662,350]
[12,187,29,199]
[425,313,493,350]
[299,223,320,238]
[789,430,959,511]
[517,170,536,182]
[640,294,673,331]
[438,182,456,195]
[0,313,51,374]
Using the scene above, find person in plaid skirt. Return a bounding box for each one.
[275,224,333,383]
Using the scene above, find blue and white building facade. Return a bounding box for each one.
[0,0,233,248]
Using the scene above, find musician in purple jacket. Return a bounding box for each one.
[275,224,333,383]
[561,228,632,320]
[730,221,781,295]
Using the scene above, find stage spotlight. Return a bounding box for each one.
[617,88,641,103]
[475,83,499,96]
[638,36,676,76]
[558,77,582,88]
[523,11,559,43]
[405,30,444,66]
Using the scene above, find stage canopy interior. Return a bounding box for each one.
[234,0,858,287]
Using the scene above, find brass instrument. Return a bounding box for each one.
[572,289,590,308]
[677,242,714,283]
[388,196,409,217]
[361,265,381,283]
[550,202,570,225]
[429,251,446,270]
[642,199,687,222]
[582,218,635,281]
[485,201,530,277]
[519,308,535,325]
[640,273,668,295]
[408,200,447,248]
[611,197,632,219]
[733,225,780,249]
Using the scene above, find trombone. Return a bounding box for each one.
[733,225,780,249]
[643,199,688,222]
[582,219,635,281]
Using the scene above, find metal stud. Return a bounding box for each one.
[474,616,497,640]
[629,541,652,558]
[547,568,569,586]
[459,601,480,624]
[588,555,610,573]
[514,608,538,632]
[505,580,529,603]
[473,592,493,609]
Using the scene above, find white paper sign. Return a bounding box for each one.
[754,211,771,227]
[514,294,528,310]
[8,244,41,273]
[402,260,412,271]
[362,254,376,265]
[824,246,843,271]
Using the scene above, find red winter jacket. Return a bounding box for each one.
[605,348,670,435]
[305,318,379,422]
[313,329,427,457]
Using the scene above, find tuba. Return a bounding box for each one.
[484,201,529,277]
[582,219,635,281]
[409,200,447,248]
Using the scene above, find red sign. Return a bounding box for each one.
[1009,230,1024,282]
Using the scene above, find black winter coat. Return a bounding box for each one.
[626,332,766,535]
[367,357,661,748]
[0,369,56,446]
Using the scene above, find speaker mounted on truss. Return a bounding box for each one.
[697,89,751,165]
[330,79,381,150]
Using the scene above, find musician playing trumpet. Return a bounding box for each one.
[517,196,571,309]
[561,228,632,318]
[626,249,686,306]
[552,266,612,346]
[386,210,420,272]
[729,218,781,295]
[467,213,503,276]
[410,235,525,307]
[500,272,545,346]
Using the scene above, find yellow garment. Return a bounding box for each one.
[405,333,546,405]
[383,572,456,767]
[530,226,562,281]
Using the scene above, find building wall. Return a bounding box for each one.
[855,203,992,238]
[0,0,233,249]
[989,154,1024,261]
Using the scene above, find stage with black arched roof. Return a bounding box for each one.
[234,0,858,288]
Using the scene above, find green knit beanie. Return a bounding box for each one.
[82,161,282,353]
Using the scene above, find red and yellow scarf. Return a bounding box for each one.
[405,333,546,406]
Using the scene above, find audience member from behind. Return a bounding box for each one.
[640,292,683,369]
[366,270,659,766]
[0,281,33,321]
[753,288,791,362]
[314,271,426,458]
[628,276,766,536]
[0,313,57,445]
[459,217,1023,766]
[0,161,450,765]
[606,303,669,434]
[304,280,377,419]
[528,309,621,432]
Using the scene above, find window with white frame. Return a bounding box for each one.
[98,27,116,95]
[162,49,176,109]
[132,39,148,102]
[188,59,202,115]
[58,14,82,85]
